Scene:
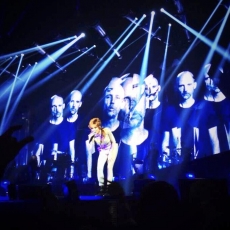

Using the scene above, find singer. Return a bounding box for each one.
[86,117,118,195]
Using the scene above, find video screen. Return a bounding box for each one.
[0,0,229,195]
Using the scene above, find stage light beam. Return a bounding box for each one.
[161,7,230,61]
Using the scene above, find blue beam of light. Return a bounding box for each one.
[161,6,230,61]
[21,35,83,88]
[5,63,37,127]
[124,14,161,38]
[195,5,230,98]
[119,26,161,53]
[140,11,155,83]
[0,54,24,134]
[0,72,26,103]
[77,21,136,90]
[160,24,171,86]
[0,36,82,101]
[161,0,224,90]
[52,34,84,61]
[0,35,77,60]
[24,45,95,96]
[80,15,146,95]
[59,49,81,60]
[0,56,18,76]
[0,57,13,67]
[17,64,31,78]
[0,64,32,98]
[120,44,146,76]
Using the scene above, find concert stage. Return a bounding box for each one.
[0,151,230,219]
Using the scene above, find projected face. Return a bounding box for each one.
[51,95,65,119]
[122,74,146,129]
[176,71,196,101]
[145,75,160,101]
[103,80,124,119]
[68,90,82,115]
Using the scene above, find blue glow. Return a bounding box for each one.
[25,45,96,96]
[0,35,77,60]
[5,64,37,126]
[161,4,230,61]
[80,14,146,95]
[0,57,13,68]
[160,21,171,86]
[76,20,135,90]
[194,5,230,99]
[162,0,223,92]
[0,56,18,77]
[0,54,24,134]
[186,173,195,179]
[148,174,156,180]
[140,11,155,82]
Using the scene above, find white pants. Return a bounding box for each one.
[97,145,118,187]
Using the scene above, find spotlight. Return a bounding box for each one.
[34,43,46,55]
[93,45,96,48]
[139,25,161,38]
[92,23,106,37]
[169,23,172,27]
[147,174,156,180]
[21,54,24,56]
[55,61,67,73]
[123,15,138,24]
[80,33,85,38]
[34,43,66,73]
[160,8,164,12]
[185,173,195,179]
[92,22,122,59]
[151,11,155,15]
[80,47,88,52]
[35,62,38,65]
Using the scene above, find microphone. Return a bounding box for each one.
[89,135,94,143]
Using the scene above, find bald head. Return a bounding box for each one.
[50,95,65,119]
[121,73,146,129]
[176,71,197,102]
[68,90,82,115]
[176,71,194,84]
[103,77,125,119]
[104,77,125,98]
[144,74,161,100]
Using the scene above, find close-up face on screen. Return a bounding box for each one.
[0,0,230,197]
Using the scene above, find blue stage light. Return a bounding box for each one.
[186,173,195,179]
[80,33,85,38]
